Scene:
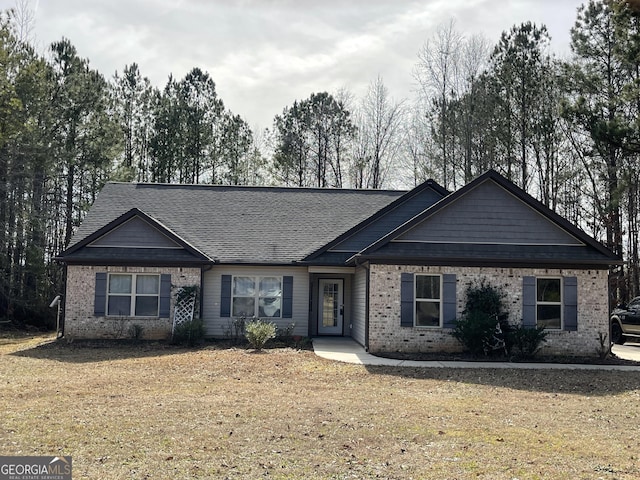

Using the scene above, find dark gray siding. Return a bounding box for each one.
[397,180,582,245]
[90,217,180,248]
[330,187,445,252]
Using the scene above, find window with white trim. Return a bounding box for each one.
[415,274,442,327]
[107,273,160,316]
[232,276,282,318]
[536,277,562,329]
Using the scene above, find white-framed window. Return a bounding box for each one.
[107,273,160,317]
[415,274,442,327]
[232,276,282,318]
[536,277,562,329]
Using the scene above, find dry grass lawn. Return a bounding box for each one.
[1,333,640,479]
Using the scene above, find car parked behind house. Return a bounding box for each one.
[610,297,640,344]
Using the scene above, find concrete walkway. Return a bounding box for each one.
[312,337,640,370]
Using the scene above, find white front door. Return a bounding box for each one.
[318,279,344,335]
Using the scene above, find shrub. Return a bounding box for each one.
[128,323,144,342]
[510,324,548,357]
[452,311,503,356]
[291,335,311,349]
[452,279,509,356]
[596,331,610,360]
[109,317,127,339]
[172,318,205,347]
[463,279,506,318]
[232,317,246,343]
[245,318,277,351]
[276,322,296,345]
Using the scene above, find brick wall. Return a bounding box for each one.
[367,264,609,357]
[64,265,201,340]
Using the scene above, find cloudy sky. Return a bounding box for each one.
[5,0,586,129]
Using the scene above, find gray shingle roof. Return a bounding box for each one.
[69,183,405,264]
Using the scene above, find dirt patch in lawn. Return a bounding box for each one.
[2,334,640,479]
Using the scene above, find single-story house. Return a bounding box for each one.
[57,170,622,356]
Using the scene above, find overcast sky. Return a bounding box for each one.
[5,0,586,129]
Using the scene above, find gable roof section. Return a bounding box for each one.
[62,183,405,265]
[90,215,183,248]
[303,179,448,264]
[351,170,621,267]
[59,208,212,265]
[396,179,581,245]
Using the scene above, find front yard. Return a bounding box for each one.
[1,333,639,479]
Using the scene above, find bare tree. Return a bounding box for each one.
[352,76,406,189]
[414,19,463,187]
[403,102,438,186]
[12,0,36,43]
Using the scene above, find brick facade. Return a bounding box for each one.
[367,264,609,357]
[64,265,201,340]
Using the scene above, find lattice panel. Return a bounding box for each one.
[172,289,197,334]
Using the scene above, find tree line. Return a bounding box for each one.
[0,0,638,327]
[411,1,640,304]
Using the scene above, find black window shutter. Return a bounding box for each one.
[94,272,107,316]
[522,276,536,328]
[400,272,414,327]
[442,274,457,329]
[159,274,172,318]
[220,275,232,317]
[282,276,293,318]
[563,276,578,331]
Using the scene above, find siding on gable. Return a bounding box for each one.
[329,187,445,252]
[397,180,582,245]
[90,217,180,248]
[351,266,367,346]
[202,265,310,337]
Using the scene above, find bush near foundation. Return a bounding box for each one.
[245,318,276,351]
[452,279,510,356]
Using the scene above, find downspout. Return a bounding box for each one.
[355,256,371,352]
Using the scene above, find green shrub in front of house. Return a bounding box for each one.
[452,279,510,356]
[462,279,506,319]
[245,318,277,351]
[452,310,504,356]
[275,322,296,344]
[510,324,548,357]
[172,318,205,347]
[452,278,547,358]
